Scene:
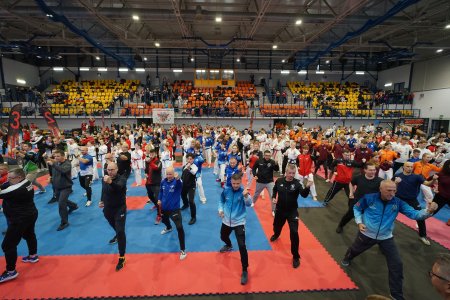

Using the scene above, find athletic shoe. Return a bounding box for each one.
[420,237,431,246]
[293,258,301,269]
[188,218,196,225]
[22,255,39,263]
[240,271,248,285]
[116,257,125,271]
[85,200,92,207]
[200,199,207,204]
[179,250,187,260]
[0,270,18,283]
[56,223,69,231]
[154,215,162,225]
[109,236,118,245]
[68,205,79,214]
[341,258,351,267]
[83,193,87,196]
[161,228,173,235]
[312,196,318,201]
[250,202,255,207]
[322,201,329,207]
[47,197,57,204]
[325,179,330,183]
[336,226,343,234]
[180,204,189,210]
[215,178,220,182]
[270,235,279,242]
[272,211,275,217]
[219,245,233,253]
[221,182,224,188]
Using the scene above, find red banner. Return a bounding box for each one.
[40,106,61,138]
[7,104,22,154]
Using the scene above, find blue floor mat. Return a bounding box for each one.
[0,168,271,256]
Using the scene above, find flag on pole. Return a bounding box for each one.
[7,104,22,154]
[40,106,61,138]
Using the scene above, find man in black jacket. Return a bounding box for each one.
[252,150,279,216]
[99,162,127,271]
[0,168,38,283]
[181,153,198,225]
[47,149,78,231]
[145,148,162,225]
[271,164,311,269]
[117,144,131,179]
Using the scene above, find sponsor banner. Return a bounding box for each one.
[152,108,175,124]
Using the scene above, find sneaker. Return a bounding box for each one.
[420,237,431,246]
[240,271,248,285]
[270,235,278,242]
[47,197,57,204]
[161,228,173,235]
[57,223,69,231]
[215,178,220,182]
[200,199,207,204]
[68,205,79,214]
[272,211,275,217]
[312,196,318,201]
[250,202,255,207]
[109,236,118,244]
[219,245,233,253]
[116,257,125,271]
[325,179,330,183]
[180,204,189,210]
[180,250,187,260]
[22,255,39,263]
[154,215,162,225]
[85,200,92,207]
[322,201,329,207]
[336,226,343,234]
[293,258,301,269]
[0,270,18,283]
[221,182,224,188]
[188,218,196,225]
[341,258,351,267]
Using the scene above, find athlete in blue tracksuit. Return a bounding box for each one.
[341,180,438,300]
[224,159,241,187]
[158,168,187,260]
[218,172,253,285]
[193,148,207,203]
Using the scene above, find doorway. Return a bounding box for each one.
[430,119,449,136]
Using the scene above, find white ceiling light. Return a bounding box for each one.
[236,58,240,62]
[53,67,64,71]
[316,70,325,74]
[119,68,129,72]
[190,57,195,62]
[143,57,147,61]
[215,16,222,22]
[436,49,443,53]
[98,67,108,72]
[282,59,286,63]
[295,19,302,25]
[95,56,100,60]
[298,70,307,74]
[272,45,278,49]
[210,70,219,73]
[132,15,139,21]
[445,24,450,29]
[16,79,26,85]
[79,67,90,71]
[196,70,206,73]
[154,42,160,47]
[384,82,392,87]
[173,69,183,73]
[355,71,365,75]
[281,70,290,74]
[325,60,330,64]
[135,68,145,72]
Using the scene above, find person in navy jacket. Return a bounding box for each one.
[218,173,252,285]
[341,180,438,300]
[158,166,187,260]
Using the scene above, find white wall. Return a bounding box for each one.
[411,55,450,92]
[412,88,450,119]
[2,57,40,87]
[376,64,411,90]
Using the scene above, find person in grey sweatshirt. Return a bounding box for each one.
[46,149,78,231]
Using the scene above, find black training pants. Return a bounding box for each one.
[324,181,350,204]
[161,209,185,251]
[273,209,300,259]
[220,223,248,270]
[103,205,127,257]
[181,186,196,218]
[79,175,93,201]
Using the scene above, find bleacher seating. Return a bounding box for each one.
[259,104,306,117]
[49,79,140,116]
[120,103,172,117]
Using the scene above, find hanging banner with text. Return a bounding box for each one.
[40,106,61,138]
[7,104,22,153]
[152,108,175,124]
